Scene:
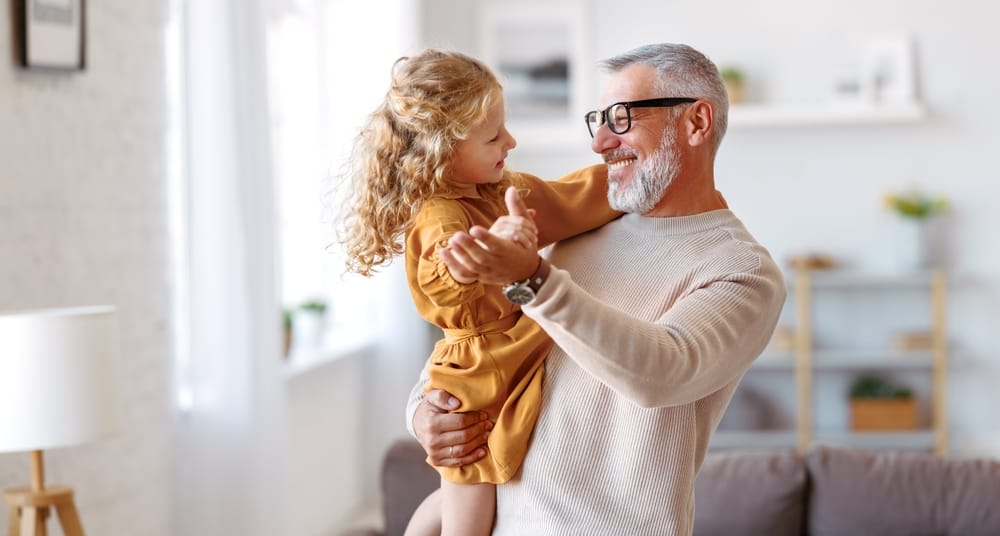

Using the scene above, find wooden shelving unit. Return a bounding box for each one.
[714,269,949,455]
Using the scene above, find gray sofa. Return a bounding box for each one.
[366,439,1000,536]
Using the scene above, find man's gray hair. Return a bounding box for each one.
[600,43,729,154]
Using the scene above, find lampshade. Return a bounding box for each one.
[0,306,122,453]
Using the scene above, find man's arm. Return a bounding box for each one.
[440,195,786,408]
[522,265,785,407]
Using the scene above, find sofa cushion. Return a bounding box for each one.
[806,445,1000,536]
[694,449,807,536]
[943,454,1000,535]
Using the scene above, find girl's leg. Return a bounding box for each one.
[403,487,442,536]
[440,479,496,536]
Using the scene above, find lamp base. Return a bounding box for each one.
[4,485,85,536]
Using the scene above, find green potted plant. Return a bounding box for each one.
[282,308,293,358]
[883,187,950,270]
[849,374,916,430]
[291,298,328,354]
[719,66,746,104]
[297,299,328,315]
[884,189,949,221]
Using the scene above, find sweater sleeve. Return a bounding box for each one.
[523,264,786,408]
[513,165,622,247]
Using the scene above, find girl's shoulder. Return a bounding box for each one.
[415,193,491,225]
[417,195,465,218]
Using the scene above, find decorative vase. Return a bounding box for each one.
[895,219,930,272]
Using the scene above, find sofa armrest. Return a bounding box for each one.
[382,439,440,536]
[694,449,807,536]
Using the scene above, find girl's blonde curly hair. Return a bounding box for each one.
[337,49,506,277]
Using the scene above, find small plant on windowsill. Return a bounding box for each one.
[282,308,293,359]
[289,298,328,355]
[297,299,328,315]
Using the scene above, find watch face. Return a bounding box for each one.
[504,284,535,305]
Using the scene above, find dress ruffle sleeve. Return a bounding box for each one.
[412,199,485,308]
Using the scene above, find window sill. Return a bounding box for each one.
[283,330,374,379]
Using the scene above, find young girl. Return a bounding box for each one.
[338,49,619,535]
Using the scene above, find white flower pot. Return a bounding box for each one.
[895,219,931,272]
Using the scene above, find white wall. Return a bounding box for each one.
[286,351,366,535]
[0,2,175,535]
[418,0,1000,456]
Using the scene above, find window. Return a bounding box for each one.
[266,0,414,362]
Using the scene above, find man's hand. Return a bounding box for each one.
[413,389,492,467]
[440,186,541,285]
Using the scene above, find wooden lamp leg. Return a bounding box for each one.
[3,451,86,536]
[7,503,21,536]
[17,507,38,536]
[5,490,84,536]
[53,502,84,536]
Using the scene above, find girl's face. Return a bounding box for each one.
[448,97,517,186]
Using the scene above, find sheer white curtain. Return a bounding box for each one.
[170,0,434,530]
[170,0,287,534]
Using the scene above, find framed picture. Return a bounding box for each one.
[19,0,86,70]
[859,36,916,103]
[479,2,588,145]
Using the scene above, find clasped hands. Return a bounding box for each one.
[439,186,543,286]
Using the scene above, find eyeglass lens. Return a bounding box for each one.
[585,103,634,137]
[585,98,697,138]
[585,104,617,137]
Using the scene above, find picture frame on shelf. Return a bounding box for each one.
[859,35,916,104]
[18,0,86,70]
[478,2,588,146]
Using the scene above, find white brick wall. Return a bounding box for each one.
[0,2,174,535]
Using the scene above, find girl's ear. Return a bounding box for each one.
[684,100,714,147]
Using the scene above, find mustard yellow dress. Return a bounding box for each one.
[404,165,620,484]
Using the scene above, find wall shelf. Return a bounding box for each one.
[756,350,934,370]
[729,100,927,128]
[812,350,934,369]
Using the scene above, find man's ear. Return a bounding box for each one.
[684,100,714,147]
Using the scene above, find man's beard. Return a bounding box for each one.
[607,130,679,214]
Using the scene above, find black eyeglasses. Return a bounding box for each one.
[584,97,697,138]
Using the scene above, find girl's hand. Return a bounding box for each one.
[440,186,542,286]
[489,215,537,250]
[488,187,538,249]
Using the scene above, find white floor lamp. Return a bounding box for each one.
[0,306,122,536]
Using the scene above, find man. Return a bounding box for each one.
[407,43,786,535]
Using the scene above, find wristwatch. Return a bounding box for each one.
[502,259,550,305]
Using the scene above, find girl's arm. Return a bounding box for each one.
[512,165,622,247]
[409,198,485,307]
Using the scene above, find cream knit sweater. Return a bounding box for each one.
[408,209,786,535]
